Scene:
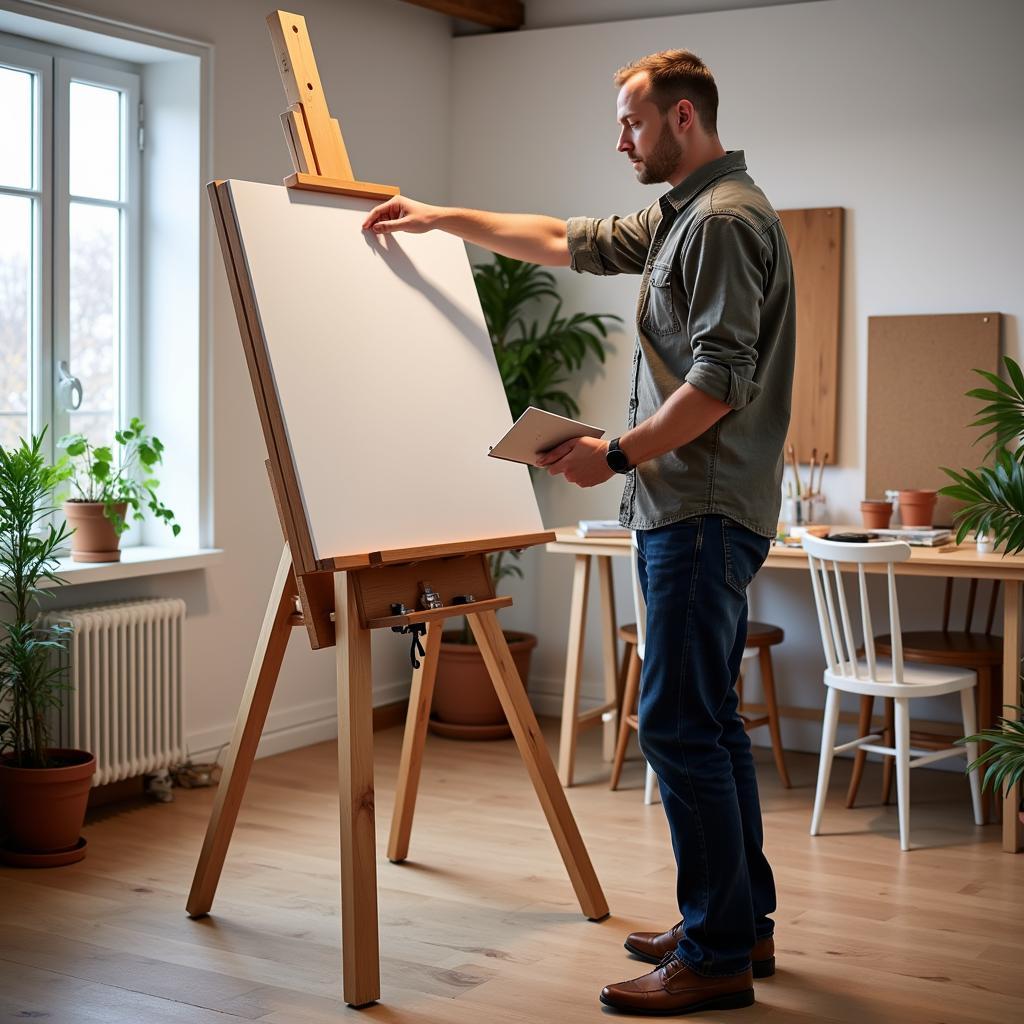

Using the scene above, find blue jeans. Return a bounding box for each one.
[635,515,776,977]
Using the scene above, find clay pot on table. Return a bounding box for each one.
[63,501,128,562]
[861,500,893,530]
[897,490,938,528]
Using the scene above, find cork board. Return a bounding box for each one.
[866,313,1001,527]
[779,207,843,464]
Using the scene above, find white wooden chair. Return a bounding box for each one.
[801,534,983,850]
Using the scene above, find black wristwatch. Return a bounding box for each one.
[605,437,632,474]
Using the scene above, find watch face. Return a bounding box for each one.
[607,447,630,473]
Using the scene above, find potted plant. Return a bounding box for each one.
[58,416,180,562]
[940,355,1024,821]
[430,255,620,738]
[0,430,96,866]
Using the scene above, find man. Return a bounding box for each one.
[364,49,795,1017]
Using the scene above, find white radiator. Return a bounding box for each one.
[39,598,187,786]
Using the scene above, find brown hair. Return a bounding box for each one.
[613,50,718,134]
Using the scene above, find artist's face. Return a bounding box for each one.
[616,73,684,185]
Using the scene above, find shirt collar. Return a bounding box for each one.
[660,150,747,214]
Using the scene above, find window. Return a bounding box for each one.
[0,36,139,462]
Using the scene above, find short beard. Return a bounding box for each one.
[635,118,683,184]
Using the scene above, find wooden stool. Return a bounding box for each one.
[848,578,1002,820]
[610,620,791,791]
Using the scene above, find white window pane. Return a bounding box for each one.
[69,201,119,449]
[0,193,32,448]
[0,65,33,190]
[70,80,121,201]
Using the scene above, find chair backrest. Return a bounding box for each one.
[801,534,912,683]
[630,532,647,660]
[941,577,1001,634]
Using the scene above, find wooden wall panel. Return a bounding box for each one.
[779,207,844,464]
[866,313,1001,528]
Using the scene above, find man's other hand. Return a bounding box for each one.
[537,436,614,488]
[362,196,440,235]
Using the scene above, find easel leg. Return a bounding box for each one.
[597,555,619,762]
[387,622,442,862]
[187,545,297,918]
[558,555,591,787]
[335,572,380,1006]
[469,609,609,920]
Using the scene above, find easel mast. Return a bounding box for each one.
[186,10,608,1009]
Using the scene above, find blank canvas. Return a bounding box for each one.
[225,179,544,562]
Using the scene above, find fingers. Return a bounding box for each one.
[536,439,576,467]
[362,199,405,232]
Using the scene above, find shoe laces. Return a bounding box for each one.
[658,950,680,969]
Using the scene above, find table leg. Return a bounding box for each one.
[597,555,619,761]
[1002,580,1022,853]
[558,555,591,787]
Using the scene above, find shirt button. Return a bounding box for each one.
[629,397,638,409]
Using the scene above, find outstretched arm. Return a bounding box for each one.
[362,196,570,267]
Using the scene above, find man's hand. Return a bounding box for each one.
[537,436,615,488]
[362,196,441,235]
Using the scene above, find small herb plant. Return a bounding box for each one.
[58,417,180,538]
[0,430,74,768]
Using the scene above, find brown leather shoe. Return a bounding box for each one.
[624,922,776,978]
[600,954,755,1015]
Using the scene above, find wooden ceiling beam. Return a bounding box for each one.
[398,0,524,31]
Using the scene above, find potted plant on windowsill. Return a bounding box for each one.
[940,355,1024,823]
[58,416,180,563]
[0,430,95,867]
[430,255,620,739]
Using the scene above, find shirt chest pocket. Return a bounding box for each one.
[641,264,682,337]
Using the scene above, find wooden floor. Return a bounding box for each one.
[1,720,1021,1023]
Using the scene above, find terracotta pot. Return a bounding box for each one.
[897,489,938,528]
[861,500,893,530]
[430,630,537,740]
[0,748,95,864]
[63,501,127,562]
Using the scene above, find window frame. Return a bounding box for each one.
[0,37,52,458]
[0,32,141,471]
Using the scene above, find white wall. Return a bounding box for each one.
[451,0,1024,757]
[7,0,455,760]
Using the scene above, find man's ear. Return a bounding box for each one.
[675,98,695,131]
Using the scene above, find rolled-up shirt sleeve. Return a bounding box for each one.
[566,202,659,276]
[681,213,770,411]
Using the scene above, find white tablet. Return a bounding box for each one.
[487,407,605,466]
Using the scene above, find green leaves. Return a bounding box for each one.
[473,254,620,422]
[961,707,1024,795]
[0,429,74,765]
[56,417,180,540]
[940,447,1024,552]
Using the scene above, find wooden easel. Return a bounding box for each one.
[186,10,608,1009]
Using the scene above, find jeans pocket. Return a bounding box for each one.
[722,517,769,595]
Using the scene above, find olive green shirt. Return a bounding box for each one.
[566,150,795,538]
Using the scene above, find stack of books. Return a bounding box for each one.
[577,519,630,538]
[871,527,952,547]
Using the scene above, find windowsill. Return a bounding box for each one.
[41,545,224,587]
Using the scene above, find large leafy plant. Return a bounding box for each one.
[58,416,180,538]
[0,431,74,768]
[940,355,1024,795]
[474,254,620,421]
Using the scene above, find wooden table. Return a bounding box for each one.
[546,527,1024,853]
